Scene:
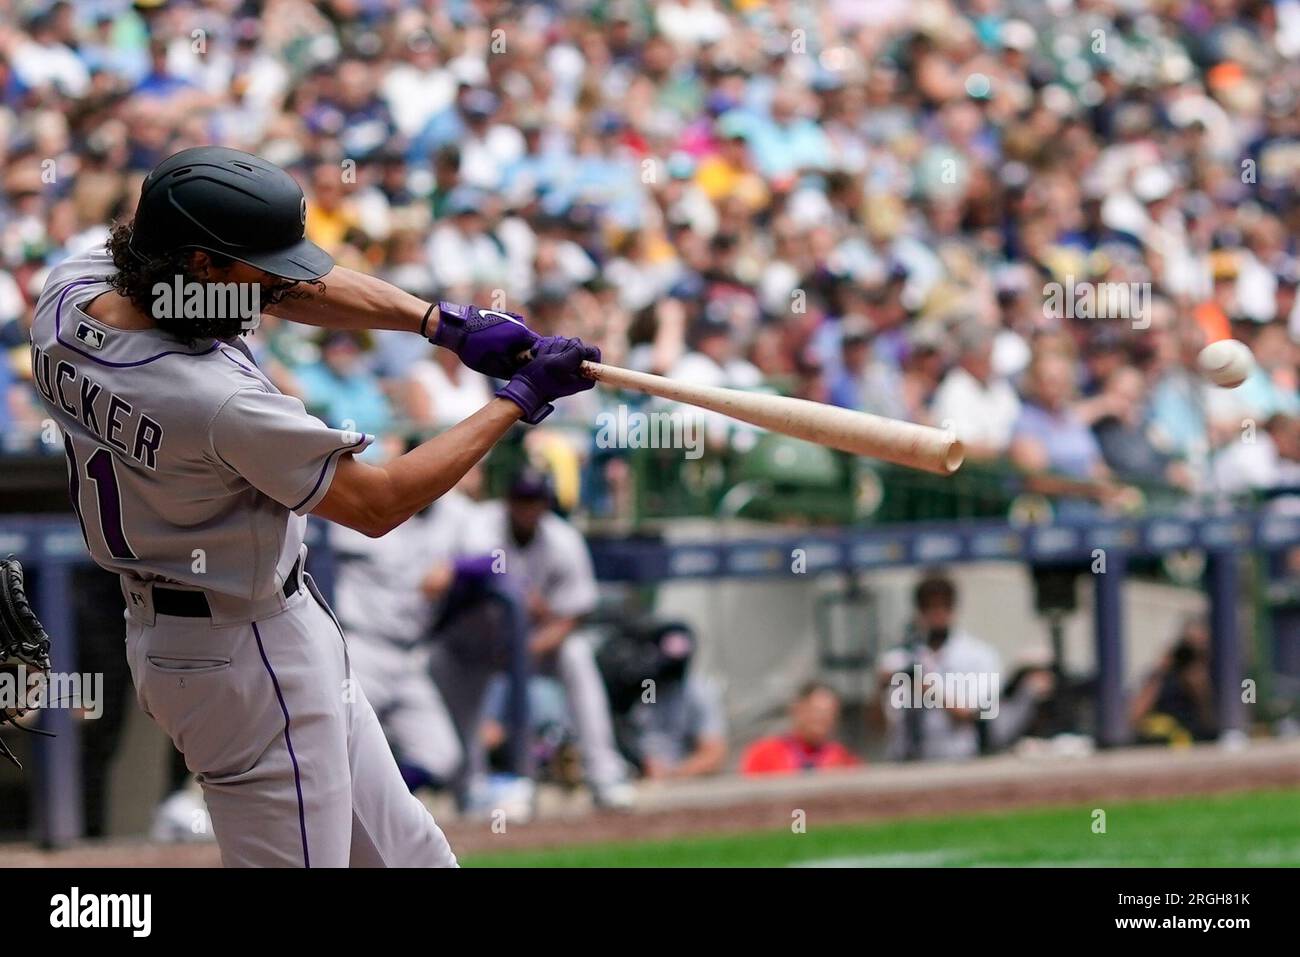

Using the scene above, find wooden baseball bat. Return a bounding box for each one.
[580,360,964,475]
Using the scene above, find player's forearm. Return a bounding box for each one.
[378,399,522,524]
[268,265,437,335]
[315,399,520,537]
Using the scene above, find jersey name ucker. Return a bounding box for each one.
[30,341,164,470]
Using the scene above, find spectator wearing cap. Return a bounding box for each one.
[531,211,601,299]
[671,313,762,391]
[458,89,526,193]
[381,25,456,139]
[345,155,404,246]
[426,186,509,294]
[304,59,396,161]
[990,267,1034,379]
[499,117,562,210]
[828,317,906,420]
[368,148,421,213]
[410,82,482,157]
[858,264,913,371]
[929,322,1020,460]
[669,304,765,446]
[1062,189,1143,257]
[739,681,860,775]
[898,324,949,426]
[585,115,649,230]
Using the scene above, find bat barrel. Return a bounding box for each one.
[830,408,965,475]
[581,361,964,476]
[752,396,964,475]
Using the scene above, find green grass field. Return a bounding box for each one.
[465,789,1300,867]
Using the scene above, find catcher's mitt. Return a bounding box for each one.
[0,557,53,769]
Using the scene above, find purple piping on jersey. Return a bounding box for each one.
[220,346,260,376]
[252,621,311,868]
[289,432,371,512]
[53,278,221,367]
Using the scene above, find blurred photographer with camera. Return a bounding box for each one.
[1130,616,1217,745]
[597,621,727,781]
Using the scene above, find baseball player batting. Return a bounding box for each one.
[29,146,598,867]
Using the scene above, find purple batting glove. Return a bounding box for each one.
[496,335,600,424]
[429,302,540,379]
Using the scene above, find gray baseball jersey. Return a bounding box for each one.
[33,248,457,867]
[31,249,371,601]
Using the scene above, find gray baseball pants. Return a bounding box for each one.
[123,575,458,868]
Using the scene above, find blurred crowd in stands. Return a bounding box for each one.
[4,0,1300,515]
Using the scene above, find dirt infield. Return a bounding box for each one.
[3,739,1297,866]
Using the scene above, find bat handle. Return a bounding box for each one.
[515,347,605,380]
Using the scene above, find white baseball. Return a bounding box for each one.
[1197,338,1254,389]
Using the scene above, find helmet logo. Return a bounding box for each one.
[300,196,307,225]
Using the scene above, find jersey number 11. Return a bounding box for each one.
[65,437,137,561]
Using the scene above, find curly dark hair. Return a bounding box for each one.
[104,223,322,345]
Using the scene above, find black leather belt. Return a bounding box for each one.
[153,557,302,618]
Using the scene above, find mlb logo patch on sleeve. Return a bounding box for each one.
[75,322,105,349]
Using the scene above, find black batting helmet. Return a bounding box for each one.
[128,147,333,282]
